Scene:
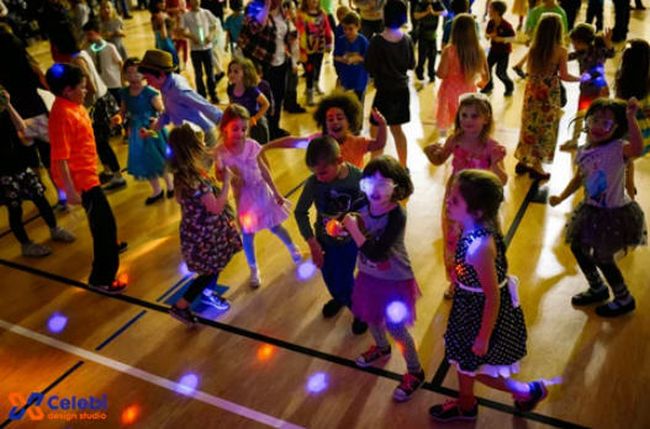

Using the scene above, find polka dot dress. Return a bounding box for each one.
[444,228,527,373]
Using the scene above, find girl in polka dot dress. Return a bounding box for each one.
[429,170,550,422]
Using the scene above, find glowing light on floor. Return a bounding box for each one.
[306,372,328,394]
[296,260,317,281]
[395,341,404,355]
[120,404,141,425]
[386,301,408,324]
[47,313,68,334]
[179,261,192,276]
[256,344,275,362]
[117,273,129,284]
[176,373,199,396]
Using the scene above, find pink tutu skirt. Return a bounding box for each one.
[351,271,421,326]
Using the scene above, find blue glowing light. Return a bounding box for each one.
[50,63,65,79]
[176,373,199,396]
[179,261,192,276]
[165,145,173,159]
[47,313,68,333]
[296,260,317,281]
[386,301,408,324]
[306,372,328,394]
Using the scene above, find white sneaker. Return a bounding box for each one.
[249,269,261,289]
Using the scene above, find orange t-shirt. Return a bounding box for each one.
[49,97,100,192]
[339,135,372,168]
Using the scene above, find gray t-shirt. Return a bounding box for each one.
[357,204,414,280]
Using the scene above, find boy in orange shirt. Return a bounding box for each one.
[46,63,126,294]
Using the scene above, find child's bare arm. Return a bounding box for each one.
[424,135,455,165]
[202,168,231,214]
[549,170,582,206]
[436,47,450,80]
[252,93,270,125]
[367,108,387,152]
[257,155,283,202]
[55,160,81,204]
[623,98,643,159]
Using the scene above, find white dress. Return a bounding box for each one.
[216,139,290,233]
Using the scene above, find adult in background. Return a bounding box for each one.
[238,0,295,138]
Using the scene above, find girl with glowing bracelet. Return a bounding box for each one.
[341,155,425,403]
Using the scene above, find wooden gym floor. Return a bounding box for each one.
[0,5,649,428]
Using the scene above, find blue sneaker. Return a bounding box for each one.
[201,290,231,311]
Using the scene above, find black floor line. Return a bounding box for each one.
[155,274,193,302]
[0,360,85,428]
[283,178,307,199]
[95,310,148,351]
[1,255,585,428]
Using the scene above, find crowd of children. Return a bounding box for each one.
[0,0,649,422]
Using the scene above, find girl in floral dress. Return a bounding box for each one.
[514,13,580,180]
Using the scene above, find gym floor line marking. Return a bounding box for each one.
[0,319,305,429]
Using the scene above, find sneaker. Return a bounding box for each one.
[595,296,636,317]
[145,191,164,205]
[249,269,261,289]
[571,287,609,306]
[21,241,52,257]
[89,279,127,295]
[170,305,198,326]
[393,369,425,402]
[50,227,76,243]
[355,345,391,367]
[99,171,114,184]
[512,65,527,79]
[514,380,549,412]
[201,290,231,311]
[429,399,478,421]
[351,317,368,335]
[559,139,578,151]
[322,299,343,318]
[103,176,127,191]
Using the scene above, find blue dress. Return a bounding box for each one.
[121,86,169,180]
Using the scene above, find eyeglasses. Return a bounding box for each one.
[360,177,396,194]
[586,116,616,131]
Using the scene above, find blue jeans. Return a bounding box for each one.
[320,238,358,308]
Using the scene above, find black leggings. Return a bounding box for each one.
[570,241,625,288]
[8,194,57,244]
[182,274,218,303]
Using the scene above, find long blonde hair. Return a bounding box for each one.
[528,13,564,74]
[451,14,485,81]
[168,124,209,194]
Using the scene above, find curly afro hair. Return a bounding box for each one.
[313,90,363,135]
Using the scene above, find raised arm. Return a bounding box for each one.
[623,98,644,159]
[423,135,455,165]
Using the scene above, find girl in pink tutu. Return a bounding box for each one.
[436,13,488,137]
[342,155,424,403]
[215,104,301,289]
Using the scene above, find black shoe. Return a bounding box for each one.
[429,400,478,421]
[103,176,127,191]
[170,305,198,326]
[416,71,425,81]
[351,317,368,335]
[118,241,128,253]
[166,189,175,199]
[214,71,225,84]
[285,104,307,113]
[321,299,343,318]
[504,89,514,97]
[89,279,127,295]
[595,297,636,317]
[515,162,530,175]
[571,287,609,306]
[99,171,113,184]
[480,86,493,94]
[210,95,220,104]
[512,65,527,79]
[145,191,164,205]
[271,128,291,139]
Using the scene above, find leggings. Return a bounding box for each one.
[242,224,294,269]
[182,273,218,303]
[8,194,57,244]
[570,241,629,299]
[369,322,421,373]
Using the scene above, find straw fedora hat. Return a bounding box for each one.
[138,49,176,73]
